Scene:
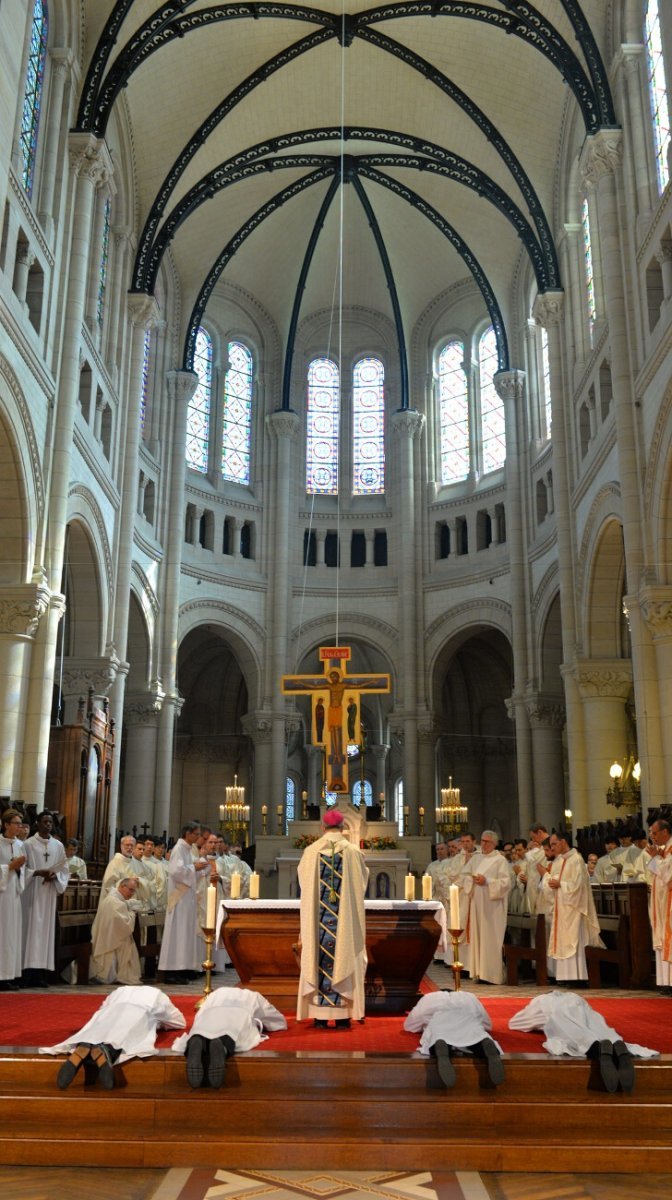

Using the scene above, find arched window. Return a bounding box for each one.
[582,196,596,333]
[222,340,253,484]
[20,1,48,198]
[306,357,339,494]
[540,327,552,436]
[395,778,405,837]
[646,1,670,194]
[285,777,296,832]
[186,326,212,474]
[140,329,151,435]
[479,326,505,473]
[96,198,111,327]
[352,779,373,807]
[438,340,469,484]
[352,357,385,495]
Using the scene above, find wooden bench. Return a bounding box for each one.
[134,911,166,979]
[503,912,548,986]
[55,880,101,984]
[585,912,631,988]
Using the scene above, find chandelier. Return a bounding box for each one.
[435,776,469,837]
[219,774,250,841]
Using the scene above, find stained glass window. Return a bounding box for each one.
[646,2,670,193]
[479,326,506,473]
[96,197,111,327]
[222,341,253,484]
[352,357,385,495]
[306,357,339,494]
[582,196,596,331]
[352,780,373,806]
[285,777,295,831]
[439,340,469,484]
[186,326,212,474]
[140,328,151,435]
[20,1,48,198]
[540,327,552,436]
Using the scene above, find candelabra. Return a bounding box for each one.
[219,774,250,843]
[435,776,468,838]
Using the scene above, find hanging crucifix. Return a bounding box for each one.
[282,647,390,794]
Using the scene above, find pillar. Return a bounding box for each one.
[575,660,633,821]
[525,694,566,830]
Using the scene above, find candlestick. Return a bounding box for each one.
[195,924,216,1008]
[404,873,415,901]
[447,926,464,991]
[206,881,217,927]
[422,873,432,901]
[249,871,260,899]
[449,883,460,929]
[230,872,241,899]
[261,804,267,835]
[301,790,308,819]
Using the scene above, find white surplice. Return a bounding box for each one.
[40,985,185,1063]
[90,887,142,984]
[542,848,603,981]
[404,990,500,1056]
[21,834,69,970]
[509,991,658,1058]
[645,839,672,986]
[461,849,511,984]
[0,834,25,980]
[158,838,203,972]
[172,987,287,1053]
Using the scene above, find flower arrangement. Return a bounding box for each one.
[293,834,319,850]
[362,836,397,851]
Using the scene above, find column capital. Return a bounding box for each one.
[0,583,51,638]
[166,367,199,409]
[128,292,160,330]
[533,290,565,328]
[638,586,672,642]
[241,710,274,743]
[493,368,525,406]
[391,408,424,440]
[266,409,300,442]
[49,47,75,77]
[579,128,623,189]
[524,692,566,730]
[61,650,122,699]
[574,657,632,699]
[613,43,645,79]
[67,133,114,189]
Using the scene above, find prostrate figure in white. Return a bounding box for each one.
[404,990,505,1088]
[41,984,186,1090]
[173,987,287,1089]
[509,990,658,1093]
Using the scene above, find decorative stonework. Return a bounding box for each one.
[61,653,120,697]
[579,128,623,188]
[241,711,273,742]
[391,409,424,440]
[533,290,564,328]
[0,584,50,636]
[574,659,632,699]
[493,369,525,407]
[640,588,672,641]
[68,133,114,189]
[525,693,566,729]
[128,293,160,330]
[266,409,300,442]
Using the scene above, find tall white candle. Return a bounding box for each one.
[249,871,260,899]
[230,872,241,899]
[422,873,432,901]
[449,883,460,929]
[206,882,217,928]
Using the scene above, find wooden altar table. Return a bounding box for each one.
[219,899,446,1013]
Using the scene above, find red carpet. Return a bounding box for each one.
[1,991,670,1054]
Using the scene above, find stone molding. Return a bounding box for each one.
[391,409,424,440]
[639,588,672,641]
[574,658,632,699]
[579,128,624,188]
[0,583,51,637]
[533,290,564,328]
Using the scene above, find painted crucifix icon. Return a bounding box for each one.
[282,647,390,794]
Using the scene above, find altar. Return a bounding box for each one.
[219,899,447,1013]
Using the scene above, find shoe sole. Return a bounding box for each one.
[482,1039,505,1086]
[57,1044,90,1090]
[598,1039,619,1093]
[434,1040,456,1088]
[208,1039,227,1089]
[186,1036,205,1088]
[613,1041,635,1093]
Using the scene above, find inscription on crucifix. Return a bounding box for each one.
[282,647,390,794]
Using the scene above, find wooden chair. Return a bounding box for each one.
[503,912,548,986]
[585,912,631,987]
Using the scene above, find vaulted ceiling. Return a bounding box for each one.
[77,2,615,372]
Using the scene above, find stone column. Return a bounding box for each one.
[242,711,274,834]
[417,718,438,838]
[365,528,375,567]
[640,589,672,801]
[525,693,566,831]
[121,693,164,830]
[575,660,633,821]
[370,743,389,816]
[18,135,112,809]
[37,49,73,240]
[0,583,50,796]
[391,409,424,832]
[533,291,589,825]
[315,529,326,565]
[60,652,121,726]
[495,369,533,831]
[153,370,199,835]
[657,242,672,304]
[265,410,300,804]
[580,130,664,811]
[615,45,655,228]
[12,244,35,308]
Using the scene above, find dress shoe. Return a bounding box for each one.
[186,1035,206,1088]
[433,1039,456,1088]
[596,1039,619,1093]
[334,1018,351,1029]
[479,1038,505,1086]
[612,1040,635,1093]
[208,1038,228,1089]
[313,1019,328,1028]
[91,1043,116,1090]
[57,1043,91,1090]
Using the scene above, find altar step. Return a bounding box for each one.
[1,1051,671,1171]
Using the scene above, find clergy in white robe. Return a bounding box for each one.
[21,811,69,979]
[0,809,26,988]
[100,835,137,896]
[90,877,142,985]
[65,840,87,880]
[174,986,287,1088]
[519,825,550,915]
[425,845,452,962]
[128,842,157,912]
[448,833,479,973]
[40,984,185,1066]
[644,819,672,991]
[542,834,603,982]
[157,822,211,976]
[509,991,658,1058]
[461,831,511,984]
[297,809,369,1024]
[404,989,504,1087]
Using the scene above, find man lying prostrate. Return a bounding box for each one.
[509,990,658,1093]
[40,984,186,1090]
[173,986,287,1089]
[404,990,505,1088]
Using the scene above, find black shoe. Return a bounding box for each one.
[612,1040,635,1093]
[313,1019,328,1028]
[433,1039,456,1088]
[91,1043,116,1090]
[57,1044,91,1090]
[335,1018,351,1029]
[480,1038,505,1086]
[208,1038,228,1089]
[186,1035,206,1088]
[596,1039,619,1093]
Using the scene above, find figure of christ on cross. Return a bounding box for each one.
[282,648,391,794]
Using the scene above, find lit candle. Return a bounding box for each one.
[249,871,260,899]
[219,804,225,820]
[449,883,460,929]
[422,873,432,901]
[405,873,415,901]
[277,804,283,816]
[261,805,268,816]
[301,791,308,802]
[419,806,425,817]
[230,872,241,899]
[206,882,217,928]
[403,806,409,816]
